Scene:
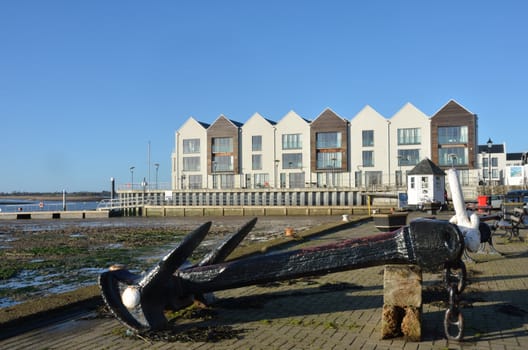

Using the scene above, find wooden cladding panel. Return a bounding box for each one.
[430,101,478,169]
[310,109,349,172]
[207,116,240,174]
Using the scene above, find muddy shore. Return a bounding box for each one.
[0,215,355,329]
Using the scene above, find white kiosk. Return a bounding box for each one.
[406,158,446,212]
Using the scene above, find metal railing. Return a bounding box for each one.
[117,182,171,191]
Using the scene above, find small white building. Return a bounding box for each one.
[406,158,446,208]
[505,165,528,186]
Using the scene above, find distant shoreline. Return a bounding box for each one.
[0,194,106,203]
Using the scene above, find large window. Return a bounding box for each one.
[183,139,200,154]
[252,135,262,151]
[317,152,342,169]
[282,134,302,150]
[397,149,419,165]
[438,126,468,144]
[252,154,262,170]
[365,171,382,186]
[362,130,374,147]
[316,132,341,148]
[212,137,233,153]
[397,128,421,145]
[183,156,200,171]
[282,153,302,168]
[439,147,468,166]
[289,172,305,188]
[362,150,374,167]
[188,175,202,189]
[254,173,269,188]
[212,155,233,171]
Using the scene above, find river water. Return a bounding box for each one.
[0,199,99,213]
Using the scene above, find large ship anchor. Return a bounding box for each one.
[99,217,467,337]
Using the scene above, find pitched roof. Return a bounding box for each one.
[507,152,523,161]
[407,158,445,176]
[431,99,475,117]
[478,144,504,153]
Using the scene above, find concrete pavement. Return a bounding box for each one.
[1,212,527,349]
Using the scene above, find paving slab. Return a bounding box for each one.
[1,212,527,349]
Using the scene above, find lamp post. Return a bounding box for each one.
[396,155,408,189]
[331,157,337,188]
[288,162,292,188]
[274,159,280,188]
[129,166,135,190]
[487,137,493,189]
[141,178,147,204]
[181,175,186,190]
[213,161,217,189]
[396,156,402,188]
[110,177,115,200]
[154,163,159,190]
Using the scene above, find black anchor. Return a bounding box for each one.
[99,217,464,332]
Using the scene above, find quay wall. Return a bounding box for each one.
[143,205,374,217]
[0,210,109,220]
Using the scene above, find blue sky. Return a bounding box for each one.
[1,1,527,193]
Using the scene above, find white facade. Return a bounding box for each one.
[275,111,311,188]
[407,173,445,206]
[389,103,431,188]
[240,113,276,188]
[476,143,507,186]
[170,101,515,198]
[349,105,390,188]
[172,117,208,190]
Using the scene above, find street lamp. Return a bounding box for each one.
[154,163,159,190]
[141,178,147,204]
[274,159,280,188]
[396,155,408,189]
[487,138,493,188]
[213,161,217,189]
[129,166,135,190]
[331,157,337,188]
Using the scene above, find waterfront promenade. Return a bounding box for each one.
[1,212,527,349]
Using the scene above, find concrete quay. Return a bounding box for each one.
[1,212,527,349]
[0,210,109,220]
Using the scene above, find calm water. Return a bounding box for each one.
[0,200,99,213]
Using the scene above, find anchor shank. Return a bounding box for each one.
[177,229,410,295]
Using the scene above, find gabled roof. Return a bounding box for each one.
[178,116,209,132]
[276,110,311,124]
[407,158,445,176]
[312,107,348,123]
[390,102,428,121]
[431,99,475,118]
[208,115,243,129]
[242,112,277,128]
[507,152,523,161]
[350,105,386,123]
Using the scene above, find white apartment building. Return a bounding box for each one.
[172,117,209,190]
[171,100,485,193]
[240,112,277,189]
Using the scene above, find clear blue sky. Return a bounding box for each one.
[1,1,527,193]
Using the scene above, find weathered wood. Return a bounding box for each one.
[381,265,422,341]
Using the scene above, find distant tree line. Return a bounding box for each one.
[0,191,110,197]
